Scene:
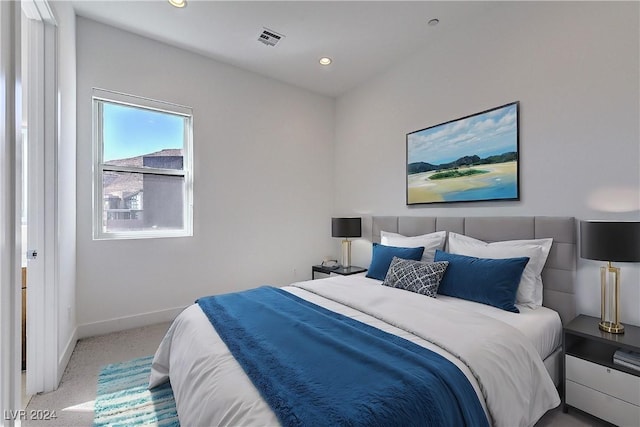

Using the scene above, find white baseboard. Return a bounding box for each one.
[77,306,185,339]
[57,326,77,387]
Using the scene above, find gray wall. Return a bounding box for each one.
[334,2,640,325]
[75,2,640,333]
[76,18,335,335]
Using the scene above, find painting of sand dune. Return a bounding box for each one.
[406,102,519,205]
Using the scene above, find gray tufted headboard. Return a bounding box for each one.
[364,216,577,325]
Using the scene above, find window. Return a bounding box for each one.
[92,89,193,239]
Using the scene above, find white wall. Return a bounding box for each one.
[49,0,77,382]
[76,18,335,336]
[334,2,640,325]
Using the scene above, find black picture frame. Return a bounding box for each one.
[406,102,520,205]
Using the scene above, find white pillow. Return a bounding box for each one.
[381,230,447,263]
[447,232,553,308]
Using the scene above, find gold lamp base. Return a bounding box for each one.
[599,262,624,334]
[340,239,352,268]
[599,321,625,334]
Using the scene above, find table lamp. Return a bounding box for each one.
[580,220,640,334]
[331,217,361,268]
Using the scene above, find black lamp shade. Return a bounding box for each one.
[332,217,361,238]
[580,221,640,262]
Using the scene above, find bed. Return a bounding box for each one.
[150,216,577,426]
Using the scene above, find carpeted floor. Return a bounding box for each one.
[23,321,606,427]
[23,322,170,427]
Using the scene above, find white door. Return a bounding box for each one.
[22,0,59,395]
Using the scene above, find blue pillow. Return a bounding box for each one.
[433,250,529,313]
[366,243,425,281]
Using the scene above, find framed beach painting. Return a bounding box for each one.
[406,102,520,205]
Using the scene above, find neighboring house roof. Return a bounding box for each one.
[104,149,182,198]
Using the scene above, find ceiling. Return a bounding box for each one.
[71,1,496,97]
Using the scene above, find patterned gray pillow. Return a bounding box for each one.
[382,256,449,298]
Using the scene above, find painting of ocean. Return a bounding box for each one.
[406,102,519,205]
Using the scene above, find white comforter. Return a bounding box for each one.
[150,275,560,427]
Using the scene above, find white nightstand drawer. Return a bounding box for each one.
[566,355,640,405]
[566,380,640,427]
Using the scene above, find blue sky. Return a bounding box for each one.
[103,103,184,162]
[407,103,517,165]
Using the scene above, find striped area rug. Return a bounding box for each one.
[94,356,179,427]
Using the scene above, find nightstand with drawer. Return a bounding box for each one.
[563,314,640,426]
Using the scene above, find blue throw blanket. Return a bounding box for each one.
[197,286,488,427]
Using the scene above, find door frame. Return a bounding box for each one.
[0,1,23,425]
[0,2,59,421]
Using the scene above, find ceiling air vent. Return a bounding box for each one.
[257,27,285,47]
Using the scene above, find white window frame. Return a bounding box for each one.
[92,88,193,240]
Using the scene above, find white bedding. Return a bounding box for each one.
[435,293,563,360]
[150,274,560,427]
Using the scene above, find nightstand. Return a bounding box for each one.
[311,265,367,280]
[563,314,640,426]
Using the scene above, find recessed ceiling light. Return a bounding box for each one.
[319,57,332,66]
[169,0,187,8]
[428,18,439,26]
